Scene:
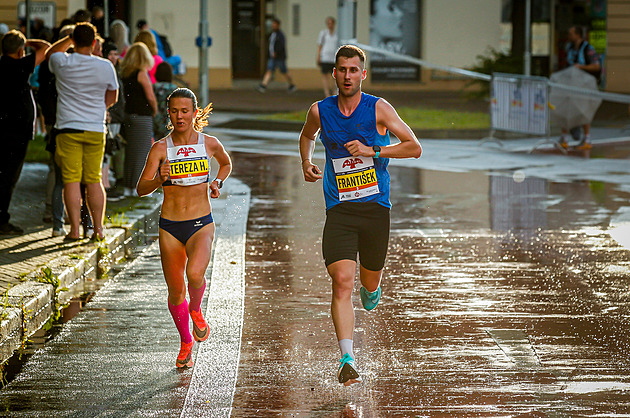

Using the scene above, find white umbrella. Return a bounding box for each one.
[549,66,602,130]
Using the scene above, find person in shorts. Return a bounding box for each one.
[316,17,338,97]
[137,88,232,368]
[299,45,422,386]
[47,22,119,241]
[257,18,296,93]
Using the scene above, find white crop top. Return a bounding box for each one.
[163,132,210,186]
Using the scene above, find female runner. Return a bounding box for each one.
[137,88,232,368]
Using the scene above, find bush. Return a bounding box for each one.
[466,48,523,98]
[25,133,50,163]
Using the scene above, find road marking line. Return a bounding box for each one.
[181,180,251,417]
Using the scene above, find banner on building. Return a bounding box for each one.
[369,0,421,82]
[18,2,56,29]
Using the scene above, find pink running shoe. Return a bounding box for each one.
[190,309,209,342]
[176,341,194,368]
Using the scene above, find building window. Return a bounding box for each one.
[292,3,300,36]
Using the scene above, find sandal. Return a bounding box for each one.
[63,235,83,242]
[90,233,106,242]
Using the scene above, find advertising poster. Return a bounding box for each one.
[369,0,421,82]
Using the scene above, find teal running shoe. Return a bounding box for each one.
[360,286,381,311]
[337,353,361,385]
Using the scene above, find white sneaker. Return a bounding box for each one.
[123,187,134,197]
[52,227,67,237]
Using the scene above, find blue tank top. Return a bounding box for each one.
[318,93,391,210]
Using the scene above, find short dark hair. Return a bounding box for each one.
[1,30,26,55]
[137,19,148,30]
[102,39,118,58]
[335,45,366,67]
[272,18,281,26]
[73,22,97,48]
[73,9,92,23]
[155,62,173,83]
[570,25,584,39]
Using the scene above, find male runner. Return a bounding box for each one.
[299,45,422,385]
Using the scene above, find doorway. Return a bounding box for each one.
[232,0,264,79]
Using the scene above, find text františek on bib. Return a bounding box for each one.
[332,156,379,201]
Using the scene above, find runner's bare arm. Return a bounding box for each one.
[300,103,323,182]
[345,99,422,159]
[206,135,232,198]
[137,141,168,196]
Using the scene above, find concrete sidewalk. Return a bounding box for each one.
[0,163,162,363]
[0,180,250,417]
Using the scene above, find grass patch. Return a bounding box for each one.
[25,133,50,163]
[261,107,490,130]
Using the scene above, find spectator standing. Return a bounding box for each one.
[317,17,338,97]
[110,20,130,57]
[120,42,157,196]
[72,9,92,24]
[102,40,126,195]
[136,19,183,74]
[257,18,296,93]
[134,30,163,84]
[91,6,105,36]
[153,62,178,140]
[47,22,119,241]
[38,24,74,236]
[0,30,49,235]
[558,25,601,150]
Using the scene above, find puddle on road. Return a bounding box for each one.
[229,152,630,416]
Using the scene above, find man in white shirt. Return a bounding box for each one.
[46,22,119,241]
[317,17,338,97]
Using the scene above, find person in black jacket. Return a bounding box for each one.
[257,18,296,93]
[0,30,49,235]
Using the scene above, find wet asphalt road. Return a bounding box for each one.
[229,152,630,416]
[2,136,630,416]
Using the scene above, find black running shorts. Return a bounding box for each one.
[322,202,390,271]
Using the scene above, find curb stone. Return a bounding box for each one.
[0,196,162,364]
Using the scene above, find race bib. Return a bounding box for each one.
[166,144,209,186]
[332,156,379,202]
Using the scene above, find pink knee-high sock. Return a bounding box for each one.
[188,279,207,314]
[168,300,193,344]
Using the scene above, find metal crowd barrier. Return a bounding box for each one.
[352,41,630,152]
[483,73,551,152]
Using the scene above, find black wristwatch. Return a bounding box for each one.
[372,145,381,158]
[214,178,224,189]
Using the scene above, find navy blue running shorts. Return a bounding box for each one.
[322,202,390,271]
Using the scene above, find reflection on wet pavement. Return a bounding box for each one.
[230,153,630,416]
[0,245,193,416]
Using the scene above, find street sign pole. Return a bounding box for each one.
[524,0,532,75]
[104,0,110,37]
[25,0,31,38]
[199,0,209,106]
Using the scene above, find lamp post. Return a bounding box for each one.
[25,0,31,38]
[524,0,531,76]
[104,0,109,37]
